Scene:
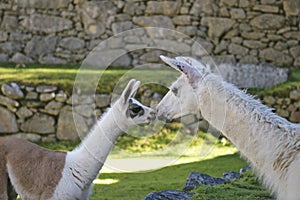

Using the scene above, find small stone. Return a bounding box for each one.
[201,17,235,38]
[11,53,33,64]
[222,172,240,182]
[74,104,94,118]
[55,91,68,102]
[183,172,225,191]
[25,92,38,100]
[144,190,192,200]
[95,94,111,108]
[1,83,24,99]
[0,95,19,108]
[230,8,246,19]
[40,93,55,102]
[250,14,285,30]
[67,95,94,105]
[290,111,300,123]
[0,106,19,133]
[36,85,58,93]
[263,96,276,105]
[45,100,63,110]
[290,90,300,100]
[41,134,57,142]
[59,37,85,51]
[16,107,33,119]
[21,113,55,134]
[276,109,290,118]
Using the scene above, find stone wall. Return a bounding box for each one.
[0,0,299,68]
[1,82,300,142]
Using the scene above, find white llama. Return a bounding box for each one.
[156,55,300,200]
[0,79,156,200]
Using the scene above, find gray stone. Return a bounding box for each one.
[241,32,265,40]
[263,96,276,105]
[133,16,174,29]
[95,94,111,108]
[294,57,300,67]
[26,92,38,100]
[74,104,94,118]
[21,113,55,134]
[11,53,33,64]
[144,190,192,200]
[45,100,63,110]
[0,31,8,42]
[111,21,133,35]
[140,50,163,63]
[290,90,300,100]
[12,133,41,142]
[222,171,240,182]
[154,39,190,54]
[1,83,24,99]
[230,8,246,19]
[176,26,197,36]
[36,85,58,93]
[172,15,191,26]
[146,1,181,16]
[21,101,44,108]
[253,5,279,13]
[25,35,58,59]
[229,43,248,55]
[124,2,145,15]
[1,15,19,32]
[67,95,94,105]
[39,55,67,65]
[0,95,19,108]
[283,0,300,16]
[0,106,18,133]
[57,106,89,140]
[240,166,252,174]
[21,14,73,33]
[284,32,300,40]
[192,40,214,56]
[59,37,85,51]
[183,172,225,191]
[190,0,218,16]
[259,48,293,66]
[0,42,22,55]
[55,91,68,102]
[201,17,235,38]
[40,93,55,102]
[250,14,285,30]
[243,40,267,49]
[14,0,69,9]
[220,0,238,6]
[16,107,33,119]
[290,46,300,59]
[111,54,132,68]
[0,54,8,62]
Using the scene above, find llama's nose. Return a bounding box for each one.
[149,111,156,121]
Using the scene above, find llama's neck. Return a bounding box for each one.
[196,74,298,184]
[68,106,125,183]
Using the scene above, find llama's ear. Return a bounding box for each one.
[160,55,200,88]
[120,79,140,104]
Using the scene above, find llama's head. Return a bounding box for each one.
[113,79,156,127]
[156,55,209,121]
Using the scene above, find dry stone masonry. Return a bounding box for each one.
[0,82,300,142]
[0,0,299,68]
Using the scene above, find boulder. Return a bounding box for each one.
[11,53,33,64]
[250,14,285,30]
[259,48,293,66]
[59,37,85,51]
[144,190,192,200]
[145,1,181,16]
[1,83,24,99]
[183,172,225,191]
[21,14,72,33]
[201,17,235,38]
[21,113,55,134]
[0,106,18,133]
[57,106,89,140]
[0,95,19,108]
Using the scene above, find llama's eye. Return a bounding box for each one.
[172,87,178,96]
[128,103,145,118]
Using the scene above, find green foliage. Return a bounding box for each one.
[192,171,272,200]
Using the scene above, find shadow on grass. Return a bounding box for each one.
[91,153,249,200]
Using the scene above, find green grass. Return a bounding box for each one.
[192,171,272,200]
[91,154,264,200]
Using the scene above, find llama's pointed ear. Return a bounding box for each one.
[120,79,140,104]
[160,55,200,88]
